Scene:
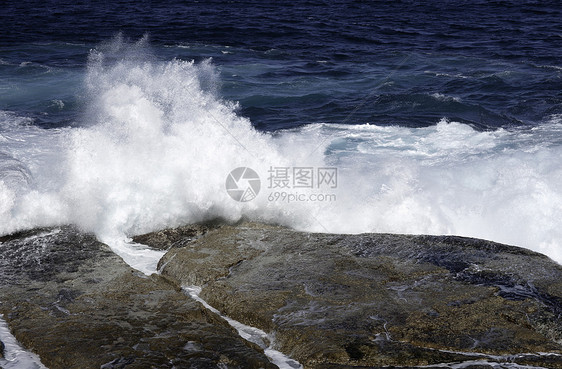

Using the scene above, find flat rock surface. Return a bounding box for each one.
[154,222,562,368]
[0,226,275,369]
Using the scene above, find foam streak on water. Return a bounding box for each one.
[0,38,561,264]
[184,286,303,369]
[0,315,48,369]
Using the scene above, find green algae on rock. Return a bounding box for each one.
[0,226,276,369]
[154,222,562,368]
[2,221,561,368]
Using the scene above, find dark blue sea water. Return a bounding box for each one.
[0,1,561,264]
[1,0,561,130]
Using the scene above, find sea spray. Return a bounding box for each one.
[281,119,562,263]
[63,36,314,242]
[0,37,561,264]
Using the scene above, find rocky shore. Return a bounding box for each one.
[1,222,562,368]
[0,226,274,369]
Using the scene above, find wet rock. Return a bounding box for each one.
[131,222,219,251]
[155,222,562,368]
[0,226,276,369]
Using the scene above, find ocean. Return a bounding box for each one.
[1,0,561,268]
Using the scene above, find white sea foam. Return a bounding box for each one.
[430,92,461,102]
[184,286,303,369]
[0,37,561,266]
[0,315,48,369]
[288,118,562,263]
